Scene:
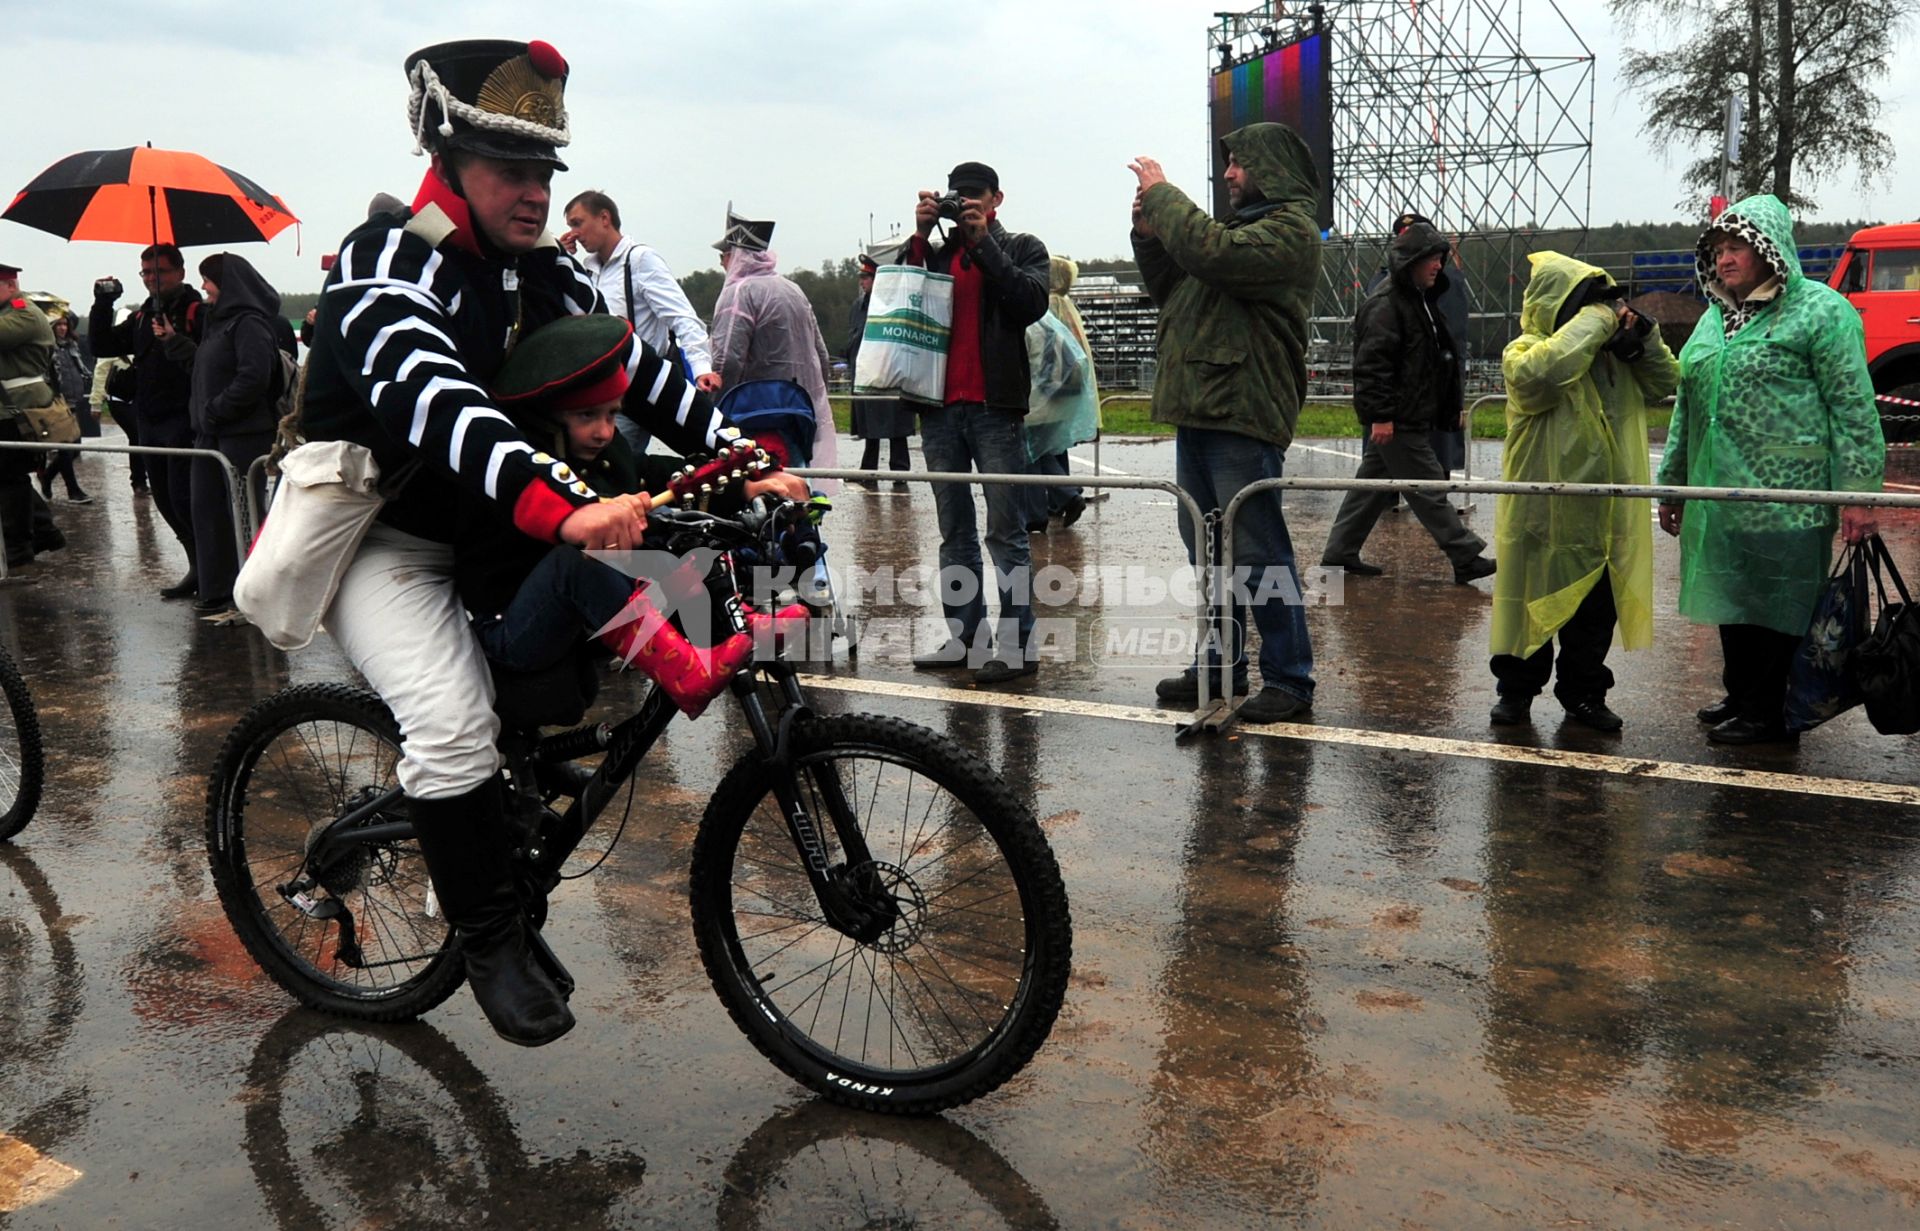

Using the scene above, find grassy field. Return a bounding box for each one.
[829,395,1672,441]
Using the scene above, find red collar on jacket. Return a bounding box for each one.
[410,168,485,257]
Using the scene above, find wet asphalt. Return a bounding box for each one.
[2,429,1917,1228]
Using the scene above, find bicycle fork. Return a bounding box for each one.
[738,668,900,945]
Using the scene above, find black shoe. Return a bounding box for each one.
[160,575,198,600]
[1454,556,1497,584]
[1697,697,1737,725]
[912,638,970,670]
[973,656,1036,686]
[1321,555,1384,577]
[1562,697,1623,732]
[1236,687,1311,724]
[1060,495,1087,527]
[65,489,93,505]
[1489,695,1532,725]
[1707,716,1798,745]
[192,594,234,614]
[1025,520,1048,534]
[410,780,575,1047]
[1154,673,1250,706]
[30,526,65,555]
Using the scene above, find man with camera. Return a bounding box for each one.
[903,161,1050,685]
[91,244,203,596]
[1320,219,1496,583]
[1488,252,1678,731]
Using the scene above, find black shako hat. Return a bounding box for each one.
[947,161,999,194]
[0,261,21,279]
[404,39,572,170]
[712,203,775,253]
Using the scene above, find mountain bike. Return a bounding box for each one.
[205,498,1073,1114]
[0,643,45,841]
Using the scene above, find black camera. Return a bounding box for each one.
[934,192,970,221]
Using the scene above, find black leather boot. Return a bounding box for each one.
[410,778,575,1047]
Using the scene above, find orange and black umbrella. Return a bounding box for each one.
[2,145,297,247]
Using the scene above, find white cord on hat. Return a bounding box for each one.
[406,58,571,157]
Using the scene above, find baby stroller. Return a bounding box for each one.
[716,379,855,657]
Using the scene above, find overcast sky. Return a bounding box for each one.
[5,0,1915,306]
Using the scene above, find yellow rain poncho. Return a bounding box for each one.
[1491,252,1678,659]
[1655,194,1885,636]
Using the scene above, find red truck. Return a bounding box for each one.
[1827,223,1920,433]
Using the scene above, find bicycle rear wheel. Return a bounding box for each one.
[205,683,464,1019]
[0,646,45,842]
[690,714,1072,1114]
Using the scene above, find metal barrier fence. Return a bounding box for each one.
[1204,475,1920,736]
[0,440,252,583]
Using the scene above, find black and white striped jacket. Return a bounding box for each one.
[301,181,735,546]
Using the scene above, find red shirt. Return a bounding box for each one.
[911,217,993,406]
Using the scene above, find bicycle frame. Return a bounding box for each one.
[302,558,892,946]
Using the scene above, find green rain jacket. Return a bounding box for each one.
[1493,254,1678,659]
[1131,122,1321,448]
[1654,194,1884,636]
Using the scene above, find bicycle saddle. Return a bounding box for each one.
[490,649,601,732]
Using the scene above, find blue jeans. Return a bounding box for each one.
[1174,426,1314,700]
[1023,450,1081,525]
[474,547,633,672]
[917,404,1034,653]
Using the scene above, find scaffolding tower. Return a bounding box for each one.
[1208,1,1594,389]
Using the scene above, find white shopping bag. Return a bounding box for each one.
[853,264,954,405]
[233,440,386,650]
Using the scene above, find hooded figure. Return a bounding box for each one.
[708,245,837,487]
[1131,121,1320,720]
[1136,122,1318,448]
[175,251,285,613]
[182,252,283,439]
[1320,220,1494,584]
[1490,252,1679,725]
[1654,193,1883,743]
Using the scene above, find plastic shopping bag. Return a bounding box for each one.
[1783,542,1869,731]
[853,265,953,405]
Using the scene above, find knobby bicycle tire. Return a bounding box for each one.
[205,683,464,1020]
[0,646,45,842]
[690,714,1072,1114]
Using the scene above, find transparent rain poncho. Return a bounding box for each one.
[709,248,838,477]
[1491,252,1678,659]
[1654,194,1885,636]
[1024,257,1101,459]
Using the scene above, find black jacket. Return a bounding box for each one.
[176,253,282,438]
[1352,222,1461,431]
[90,283,202,442]
[907,219,1050,414]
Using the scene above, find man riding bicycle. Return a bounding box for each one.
[298,39,756,1048]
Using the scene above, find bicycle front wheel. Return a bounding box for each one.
[205,683,464,1020]
[691,714,1072,1114]
[0,646,45,842]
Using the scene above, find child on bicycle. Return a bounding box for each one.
[459,315,809,717]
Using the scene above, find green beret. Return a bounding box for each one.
[493,314,633,411]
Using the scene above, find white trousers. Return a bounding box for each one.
[323,523,501,799]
